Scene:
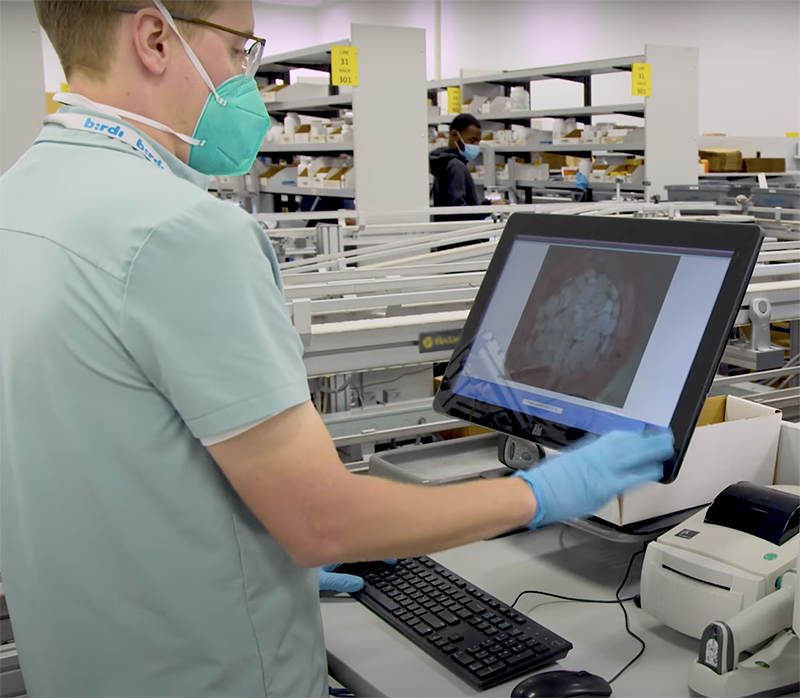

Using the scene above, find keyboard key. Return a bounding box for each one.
[484,627,499,637]
[487,600,500,609]
[480,612,494,621]
[512,614,527,625]
[448,634,464,643]
[422,600,437,609]
[467,645,483,655]
[496,633,508,642]
[490,617,503,626]
[428,634,442,643]
[466,602,486,614]
[453,580,466,588]
[430,605,445,614]
[475,622,490,632]
[512,644,526,654]
[524,639,536,649]
[413,623,433,636]
[420,613,446,631]
[468,662,483,673]
[505,650,534,666]
[443,600,459,610]
[433,594,448,604]
[476,662,505,680]
[362,589,400,613]
[440,644,457,655]
[394,595,410,605]
[497,622,511,631]
[456,609,473,620]
[437,610,460,625]
[413,607,427,617]
[498,650,512,660]
[484,655,498,665]
[509,629,523,638]
[453,651,472,667]
[392,607,406,617]
[502,639,516,648]
[474,650,489,661]
[489,644,503,654]
[434,638,448,648]
[466,586,477,594]
[467,617,481,627]
[398,612,414,623]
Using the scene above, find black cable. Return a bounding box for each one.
[607,547,647,685]
[510,546,648,686]
[510,590,637,609]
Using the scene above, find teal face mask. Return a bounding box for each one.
[187,74,271,176]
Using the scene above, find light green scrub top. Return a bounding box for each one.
[0,107,327,697]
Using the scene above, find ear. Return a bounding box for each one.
[128,8,172,76]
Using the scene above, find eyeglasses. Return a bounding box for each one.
[117,6,266,79]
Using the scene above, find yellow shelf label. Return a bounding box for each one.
[631,62,651,98]
[447,86,462,114]
[331,45,358,87]
[787,132,799,138]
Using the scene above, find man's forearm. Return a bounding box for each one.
[309,472,537,566]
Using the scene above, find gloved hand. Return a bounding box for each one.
[317,560,398,594]
[514,430,674,528]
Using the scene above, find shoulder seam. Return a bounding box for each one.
[0,228,125,282]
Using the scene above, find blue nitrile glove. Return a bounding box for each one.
[513,430,674,528]
[318,560,398,593]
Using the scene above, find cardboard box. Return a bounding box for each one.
[699,148,743,172]
[742,158,785,173]
[293,124,312,144]
[323,166,355,189]
[593,396,782,526]
[554,129,582,145]
[260,165,297,186]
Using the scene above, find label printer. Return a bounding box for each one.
[641,482,800,639]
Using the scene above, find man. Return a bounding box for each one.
[0,2,673,696]
[430,113,489,221]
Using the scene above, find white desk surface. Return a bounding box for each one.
[321,525,699,697]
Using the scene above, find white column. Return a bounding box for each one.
[1,0,46,175]
[644,45,700,199]
[351,24,429,218]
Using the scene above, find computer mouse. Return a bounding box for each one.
[510,670,612,698]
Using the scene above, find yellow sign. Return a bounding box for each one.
[331,45,358,87]
[631,62,651,98]
[787,132,799,138]
[447,86,462,114]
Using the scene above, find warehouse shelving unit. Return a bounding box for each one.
[428,45,699,200]
[255,26,429,216]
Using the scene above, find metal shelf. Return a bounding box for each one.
[259,143,354,154]
[516,179,645,192]
[490,143,644,154]
[461,55,646,86]
[699,171,799,179]
[261,184,355,199]
[267,94,353,114]
[257,40,349,75]
[429,103,645,125]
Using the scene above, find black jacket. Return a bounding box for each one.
[429,147,487,222]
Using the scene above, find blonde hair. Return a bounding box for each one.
[35,0,219,80]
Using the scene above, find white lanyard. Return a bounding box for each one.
[45,111,173,173]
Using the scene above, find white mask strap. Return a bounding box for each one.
[54,92,204,146]
[152,0,225,105]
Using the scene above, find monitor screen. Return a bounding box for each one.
[433,214,763,483]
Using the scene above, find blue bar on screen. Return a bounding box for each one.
[454,375,652,434]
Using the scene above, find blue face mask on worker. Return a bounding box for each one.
[57,0,270,176]
[458,136,481,161]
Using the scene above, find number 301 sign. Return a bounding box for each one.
[332,46,359,87]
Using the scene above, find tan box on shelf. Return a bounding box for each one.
[293,124,312,144]
[699,148,743,172]
[323,166,355,189]
[590,164,610,181]
[742,158,785,173]
[593,396,782,526]
[312,166,333,186]
[554,129,583,145]
[260,165,297,186]
[261,84,290,102]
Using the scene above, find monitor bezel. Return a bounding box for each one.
[433,213,763,483]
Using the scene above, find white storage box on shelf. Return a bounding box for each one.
[592,396,782,526]
[261,82,328,104]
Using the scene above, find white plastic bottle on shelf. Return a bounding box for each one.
[510,86,530,111]
[283,112,301,138]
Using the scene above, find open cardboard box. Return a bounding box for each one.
[592,395,782,526]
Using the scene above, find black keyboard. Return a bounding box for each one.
[336,557,572,690]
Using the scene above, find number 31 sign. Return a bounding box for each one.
[332,46,359,87]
